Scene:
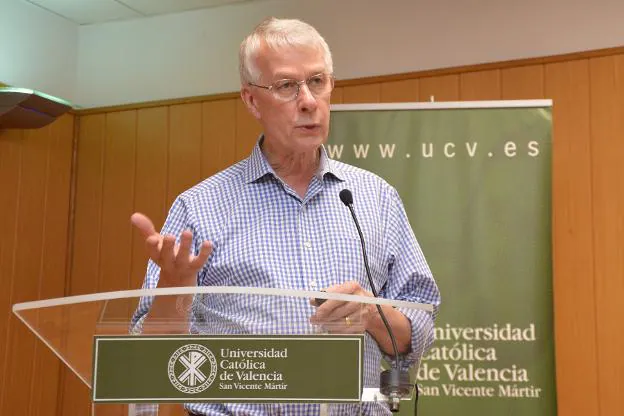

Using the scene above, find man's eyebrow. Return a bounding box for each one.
[272,69,325,80]
[272,73,297,80]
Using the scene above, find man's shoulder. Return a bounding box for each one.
[178,159,248,204]
[328,159,401,210]
[330,159,393,189]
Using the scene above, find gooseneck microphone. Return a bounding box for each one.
[339,188,411,412]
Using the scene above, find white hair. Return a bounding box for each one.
[239,17,333,85]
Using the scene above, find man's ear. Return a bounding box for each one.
[241,87,261,120]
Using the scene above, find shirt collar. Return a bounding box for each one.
[243,136,273,183]
[244,135,346,183]
[317,144,346,182]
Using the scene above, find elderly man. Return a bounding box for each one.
[132,17,440,415]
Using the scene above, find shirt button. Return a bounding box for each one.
[309,280,318,289]
[304,241,312,248]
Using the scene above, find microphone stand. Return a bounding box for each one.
[339,189,411,412]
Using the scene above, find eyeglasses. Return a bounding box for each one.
[248,73,334,102]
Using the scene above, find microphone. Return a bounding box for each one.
[339,188,411,412]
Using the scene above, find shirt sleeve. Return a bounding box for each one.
[379,186,441,370]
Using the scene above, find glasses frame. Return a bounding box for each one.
[248,73,335,102]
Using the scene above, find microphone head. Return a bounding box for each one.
[339,189,353,206]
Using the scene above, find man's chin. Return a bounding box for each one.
[301,136,326,150]
[292,129,321,141]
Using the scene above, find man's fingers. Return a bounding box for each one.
[189,241,213,270]
[145,235,162,262]
[131,212,157,239]
[145,231,212,272]
[315,281,359,314]
[334,301,361,319]
[134,212,166,266]
[326,280,361,294]
[333,313,364,334]
[176,230,193,267]
[312,281,370,324]
[160,235,176,267]
[312,312,364,334]
[318,301,361,323]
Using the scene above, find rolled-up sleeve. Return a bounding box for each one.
[379,187,441,369]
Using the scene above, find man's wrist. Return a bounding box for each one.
[367,305,412,355]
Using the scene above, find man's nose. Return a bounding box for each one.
[297,84,318,111]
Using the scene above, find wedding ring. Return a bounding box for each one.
[345,316,352,326]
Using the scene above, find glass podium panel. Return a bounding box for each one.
[13,286,434,415]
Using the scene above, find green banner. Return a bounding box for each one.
[328,103,555,415]
[92,335,364,403]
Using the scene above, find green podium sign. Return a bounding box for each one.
[92,335,364,403]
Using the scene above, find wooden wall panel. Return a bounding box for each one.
[419,74,460,101]
[330,86,344,104]
[2,125,52,414]
[100,111,137,293]
[96,111,139,416]
[380,79,419,103]
[70,114,106,296]
[29,115,74,415]
[168,104,202,208]
[343,83,381,103]
[545,59,598,416]
[502,65,545,99]
[235,99,261,161]
[0,115,74,415]
[128,108,171,415]
[0,128,22,413]
[3,124,62,414]
[460,69,501,100]
[130,107,169,289]
[201,99,237,179]
[64,114,106,415]
[59,373,91,415]
[589,54,624,416]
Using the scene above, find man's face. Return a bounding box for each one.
[241,42,332,157]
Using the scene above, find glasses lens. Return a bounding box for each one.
[269,74,334,101]
[272,79,299,100]
[307,74,332,96]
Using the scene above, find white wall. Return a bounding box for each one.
[69,0,623,108]
[0,0,78,103]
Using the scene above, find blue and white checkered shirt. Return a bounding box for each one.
[134,138,440,415]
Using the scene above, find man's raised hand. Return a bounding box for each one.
[130,212,212,287]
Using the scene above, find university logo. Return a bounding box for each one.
[168,344,217,394]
